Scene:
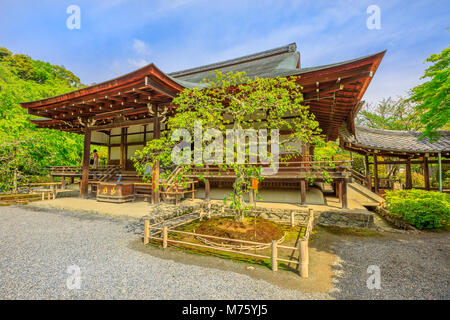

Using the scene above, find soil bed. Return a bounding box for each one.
[195,216,284,244]
[149,217,308,272]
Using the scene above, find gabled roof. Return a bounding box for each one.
[21,42,385,140]
[340,125,450,156]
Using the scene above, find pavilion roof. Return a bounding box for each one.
[21,43,385,140]
[339,125,450,157]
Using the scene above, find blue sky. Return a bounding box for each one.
[0,0,448,104]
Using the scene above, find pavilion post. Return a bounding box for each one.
[120,127,127,170]
[373,154,379,194]
[438,152,443,193]
[80,128,91,198]
[423,155,430,191]
[364,154,370,175]
[151,105,161,204]
[364,154,371,189]
[341,178,348,209]
[405,158,412,189]
[300,179,307,205]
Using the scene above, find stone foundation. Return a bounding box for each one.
[316,209,375,229]
[374,206,418,231]
[146,200,379,230]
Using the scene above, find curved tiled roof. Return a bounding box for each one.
[340,125,450,154]
[169,43,300,83]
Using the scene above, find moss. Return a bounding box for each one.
[317,225,381,237]
[195,216,284,243]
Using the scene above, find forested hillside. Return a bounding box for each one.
[0,47,85,190]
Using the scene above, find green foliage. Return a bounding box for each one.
[385,189,450,229]
[356,97,423,131]
[0,47,12,60]
[134,71,324,220]
[408,45,450,141]
[0,47,84,191]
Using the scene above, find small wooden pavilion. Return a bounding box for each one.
[340,126,450,193]
[20,43,385,207]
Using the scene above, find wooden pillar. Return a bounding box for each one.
[341,178,348,209]
[405,158,412,189]
[364,154,371,189]
[373,154,379,194]
[300,179,306,205]
[120,127,127,170]
[107,130,111,166]
[205,179,210,202]
[80,128,91,198]
[423,156,430,191]
[364,154,370,175]
[61,176,66,190]
[151,105,161,204]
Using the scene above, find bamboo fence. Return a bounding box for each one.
[144,208,314,277]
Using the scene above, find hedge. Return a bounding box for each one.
[384,189,450,229]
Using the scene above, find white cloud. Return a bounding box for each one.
[132,38,152,56]
[128,58,150,68]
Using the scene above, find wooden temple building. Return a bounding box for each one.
[20,43,396,207]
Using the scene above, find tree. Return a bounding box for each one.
[134,71,323,221]
[0,47,12,60]
[0,47,84,191]
[409,45,450,141]
[356,97,423,131]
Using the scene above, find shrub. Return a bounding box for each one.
[384,189,450,229]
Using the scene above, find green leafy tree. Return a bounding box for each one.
[0,47,84,191]
[356,97,423,131]
[0,47,12,60]
[134,71,323,221]
[409,45,450,141]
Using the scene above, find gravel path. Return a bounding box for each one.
[0,206,328,300]
[329,232,450,299]
[1,206,448,299]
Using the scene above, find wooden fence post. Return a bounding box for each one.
[308,208,314,224]
[163,226,168,249]
[144,219,150,245]
[290,211,295,227]
[271,240,278,272]
[299,239,309,278]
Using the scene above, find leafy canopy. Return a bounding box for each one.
[134,71,324,220]
[0,47,85,191]
[356,97,423,131]
[409,44,450,141]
